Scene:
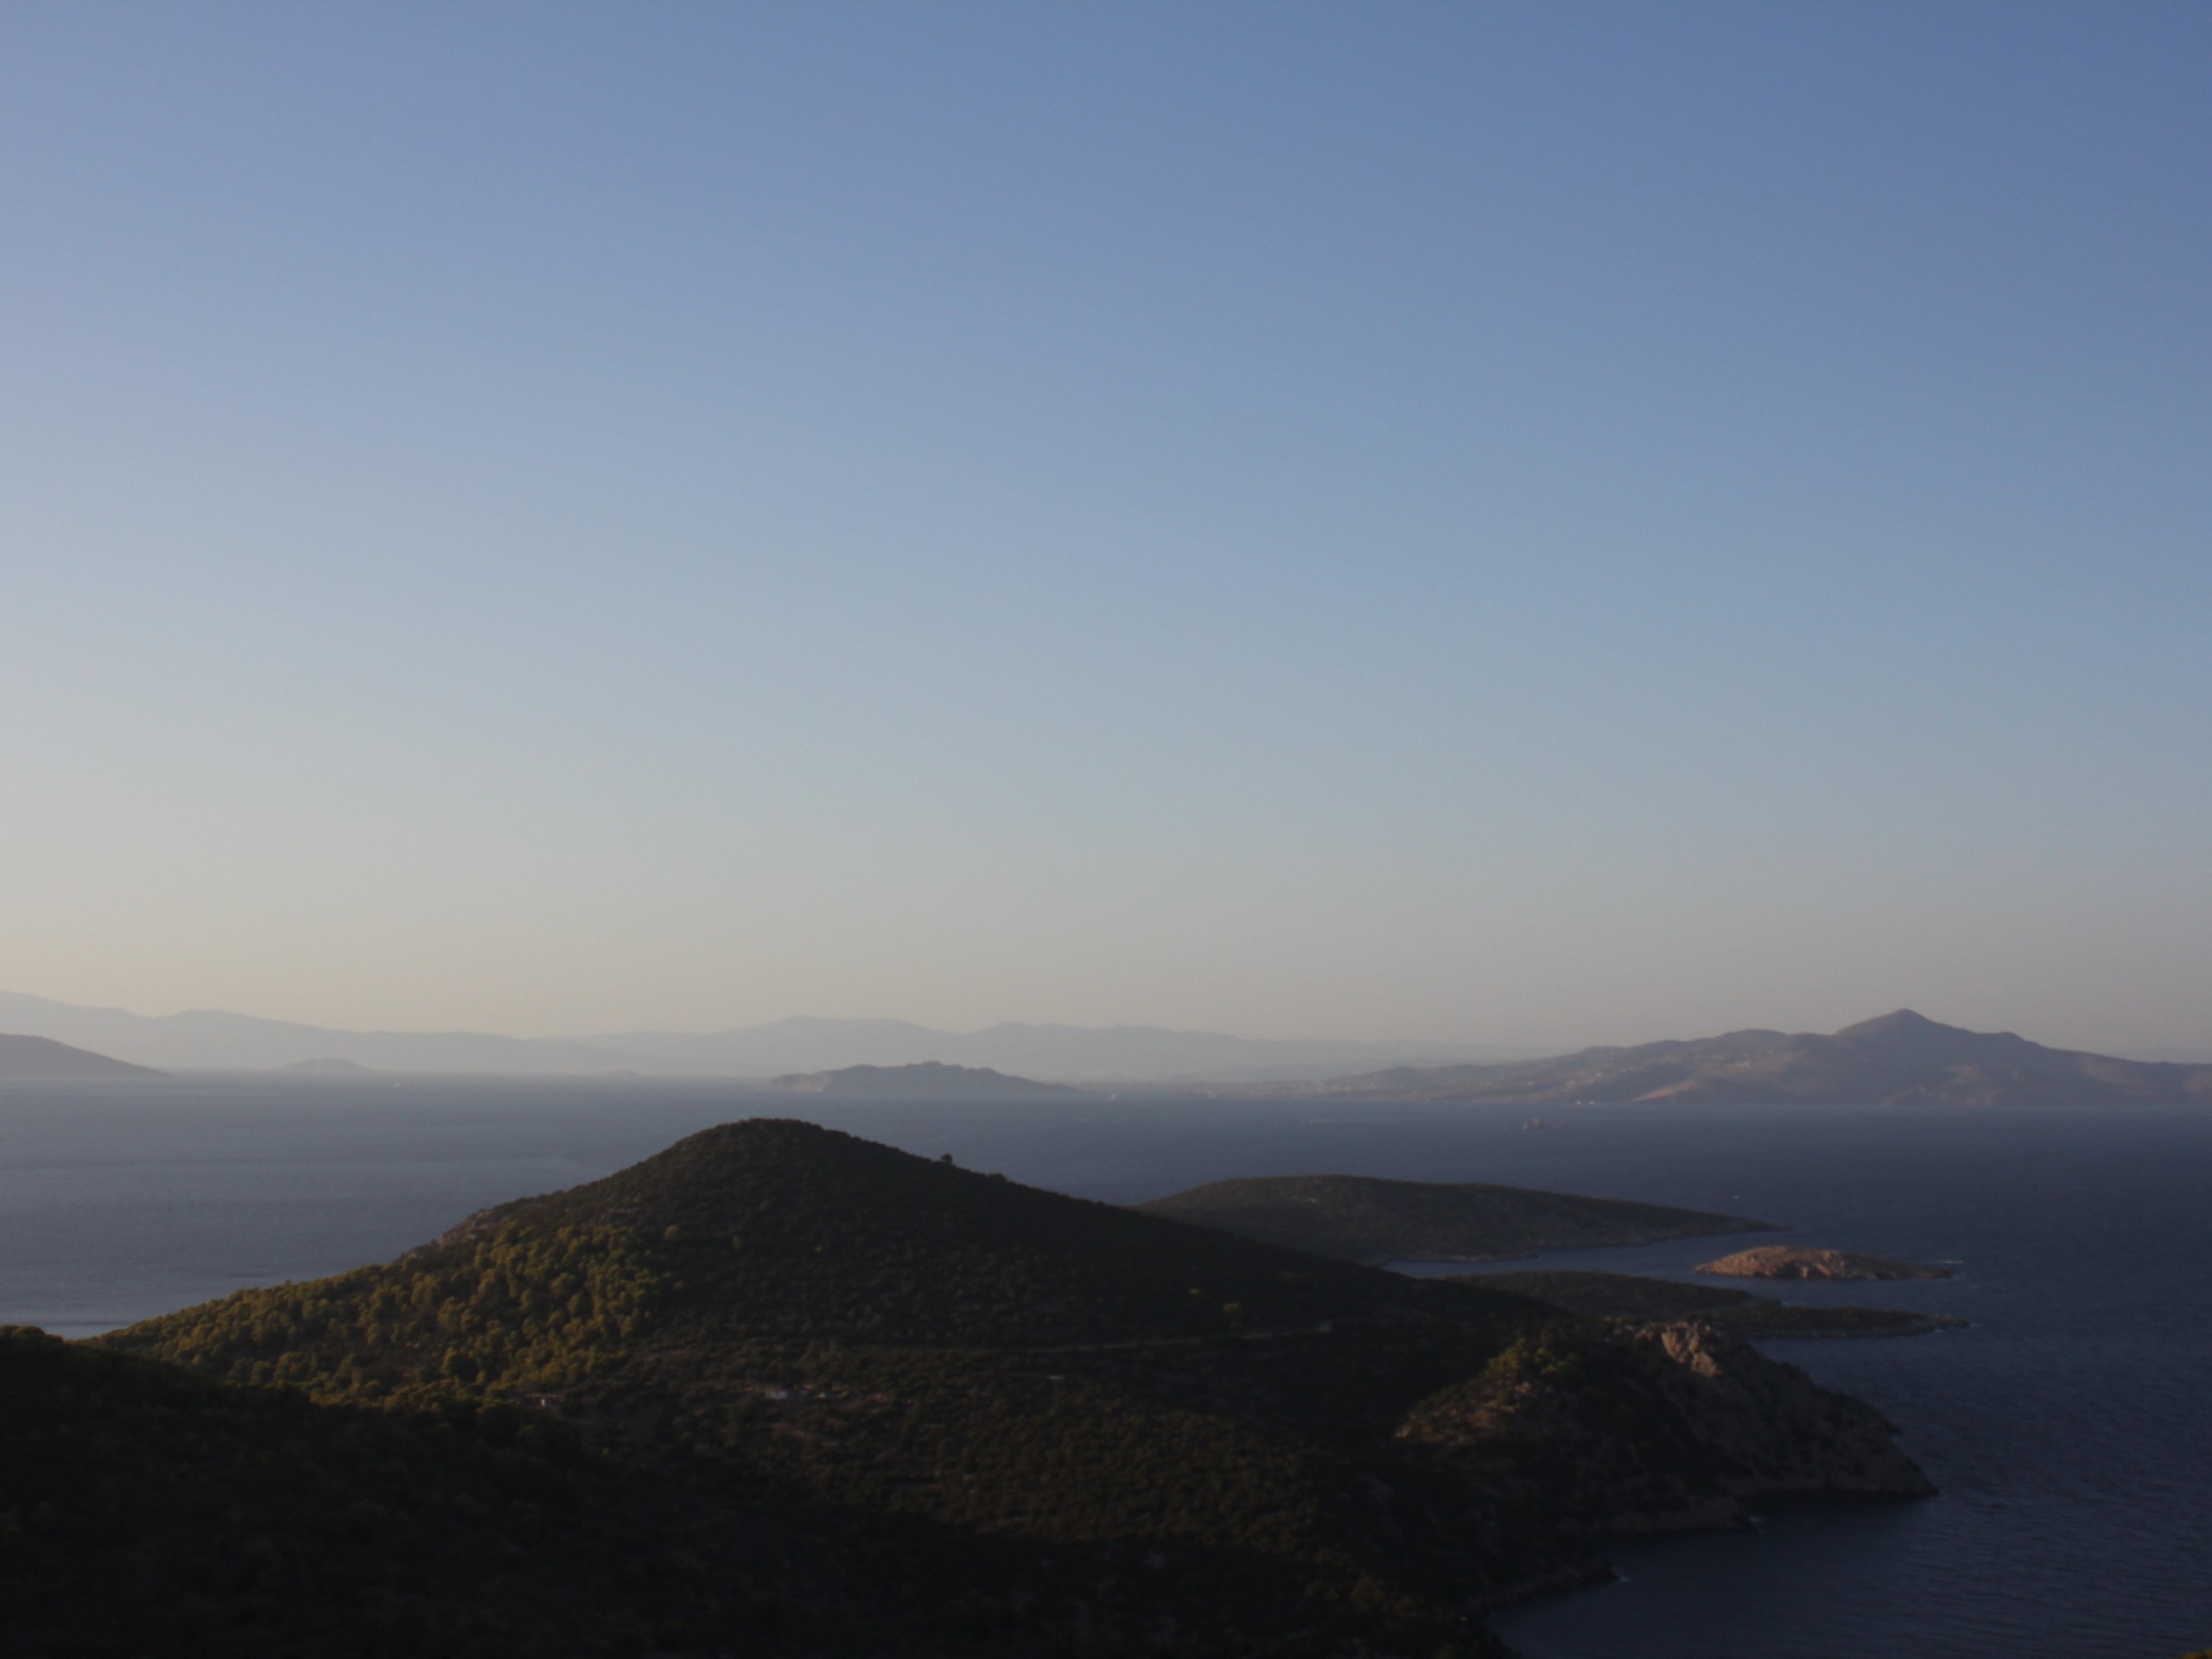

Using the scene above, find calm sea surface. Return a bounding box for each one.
[2,1077,2207,1659]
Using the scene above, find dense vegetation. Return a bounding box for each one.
[87,1120,1929,1656]
[0,1326,838,1657]
[1472,1270,1963,1338]
[1141,1173,1772,1263]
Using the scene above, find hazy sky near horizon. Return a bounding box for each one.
[3,3,2209,1053]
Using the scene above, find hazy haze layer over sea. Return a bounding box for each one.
[2,1077,2206,1659]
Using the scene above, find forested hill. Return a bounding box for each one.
[1314,1009,2212,1108]
[382,1116,1432,1355]
[1142,1174,1773,1263]
[99,1119,1932,1657]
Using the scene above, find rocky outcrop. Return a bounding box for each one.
[1397,1321,1933,1547]
[1697,1245,1952,1281]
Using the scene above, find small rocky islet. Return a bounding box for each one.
[1696,1245,1954,1281]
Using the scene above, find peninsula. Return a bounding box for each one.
[1141,1172,1775,1263]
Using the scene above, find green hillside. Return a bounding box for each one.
[98,1120,1933,1656]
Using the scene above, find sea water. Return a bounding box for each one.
[1,1077,2206,1659]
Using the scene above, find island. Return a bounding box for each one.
[1140,1171,1777,1263]
[760,1059,1079,1097]
[1301,1008,2212,1109]
[1696,1245,1954,1281]
[276,1055,378,1076]
[1473,1268,1965,1338]
[73,1119,1932,1656]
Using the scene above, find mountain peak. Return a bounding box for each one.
[1833,1008,1949,1040]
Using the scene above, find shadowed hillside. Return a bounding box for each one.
[1315,1010,2212,1108]
[0,1326,853,1657]
[100,1120,1932,1656]
[1141,1173,1773,1263]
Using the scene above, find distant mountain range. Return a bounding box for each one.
[0,991,620,1076]
[590,1018,1525,1084]
[0,989,1523,1081]
[1,991,2202,1105]
[1313,1009,2212,1109]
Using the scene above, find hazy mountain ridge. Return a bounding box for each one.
[10,992,2190,1103]
[0,1033,162,1081]
[1313,1010,2212,1108]
[0,991,631,1076]
[594,1017,1527,1083]
[0,989,1522,1080]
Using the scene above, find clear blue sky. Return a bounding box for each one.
[3,2,2206,1052]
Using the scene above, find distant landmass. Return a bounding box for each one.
[0,991,628,1076]
[1312,1010,2212,1109]
[0,989,1527,1080]
[603,1017,1535,1084]
[1139,1173,1775,1263]
[7,990,2197,1103]
[760,1061,1078,1098]
[275,1056,378,1077]
[0,1033,161,1082]
[99,1118,1929,1654]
